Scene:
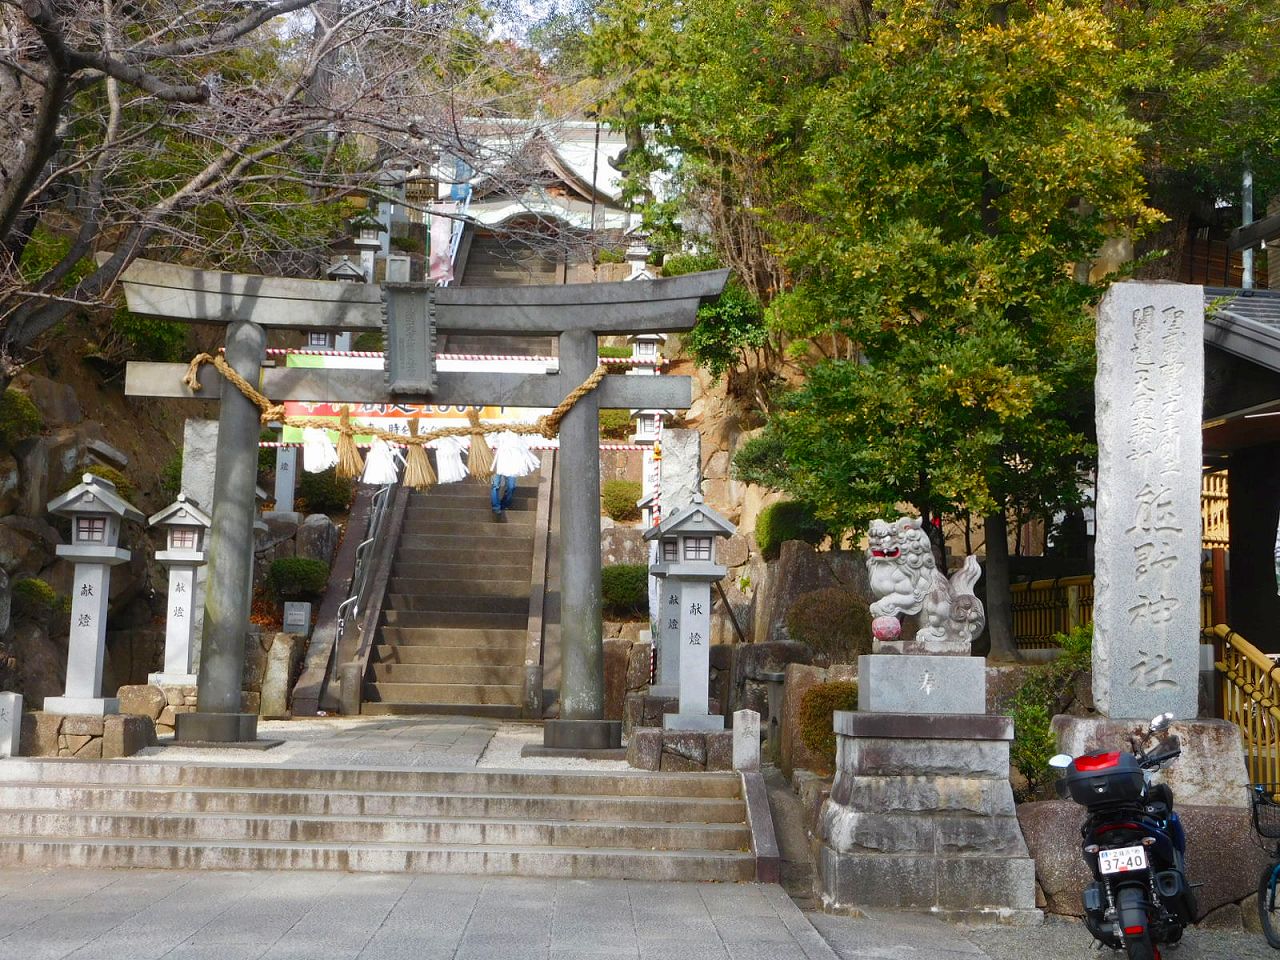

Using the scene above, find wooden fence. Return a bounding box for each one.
[1210,624,1280,788]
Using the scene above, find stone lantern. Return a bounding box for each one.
[627,332,666,372]
[148,493,212,686]
[629,408,672,446]
[643,494,735,730]
[45,473,144,715]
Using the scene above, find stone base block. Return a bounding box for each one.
[626,727,734,772]
[175,711,258,743]
[818,845,1039,915]
[623,694,721,736]
[1052,715,1249,808]
[148,673,198,686]
[857,655,986,714]
[43,696,119,717]
[20,712,155,758]
[663,713,725,732]
[543,719,622,750]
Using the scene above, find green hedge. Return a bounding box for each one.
[602,479,642,521]
[786,587,873,663]
[597,345,633,359]
[1008,624,1093,801]
[267,557,331,600]
[297,467,353,514]
[0,389,42,451]
[602,563,647,618]
[599,409,633,439]
[798,680,859,774]
[756,501,828,560]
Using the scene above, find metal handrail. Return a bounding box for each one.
[334,482,394,652]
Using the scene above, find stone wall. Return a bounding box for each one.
[19,711,155,758]
[603,632,651,722]
[626,728,733,772]
[119,683,197,737]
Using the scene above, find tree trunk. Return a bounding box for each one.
[984,508,1019,662]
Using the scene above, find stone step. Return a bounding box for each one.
[0,785,743,819]
[360,702,525,719]
[0,837,756,880]
[391,561,531,582]
[0,810,751,851]
[395,547,532,568]
[362,682,523,706]
[372,644,524,666]
[370,663,524,685]
[382,610,527,630]
[0,762,743,799]
[404,508,535,528]
[402,521,537,539]
[385,595,528,615]
[411,486,537,504]
[388,578,531,600]
[397,534,534,553]
[376,627,525,648]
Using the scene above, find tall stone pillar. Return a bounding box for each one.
[177,320,266,743]
[1093,282,1203,720]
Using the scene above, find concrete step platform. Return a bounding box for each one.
[385,595,529,615]
[372,644,524,666]
[401,521,537,539]
[0,836,756,880]
[397,534,534,553]
[388,578,532,600]
[363,681,523,706]
[0,810,751,851]
[411,487,537,504]
[370,663,524,685]
[404,508,535,527]
[375,627,525,648]
[382,610,527,629]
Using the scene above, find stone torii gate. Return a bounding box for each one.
[119,259,727,749]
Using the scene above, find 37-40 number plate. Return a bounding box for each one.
[1099,845,1148,875]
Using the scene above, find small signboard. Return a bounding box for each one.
[383,284,437,396]
[283,601,313,637]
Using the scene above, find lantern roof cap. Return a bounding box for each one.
[643,493,735,541]
[47,473,143,522]
[148,492,212,529]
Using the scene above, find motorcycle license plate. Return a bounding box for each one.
[1098,845,1148,875]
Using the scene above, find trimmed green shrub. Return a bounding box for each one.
[756,501,828,560]
[0,388,42,450]
[597,345,633,359]
[596,247,626,264]
[798,680,859,774]
[1009,624,1093,801]
[599,410,633,441]
[602,479,642,521]
[61,464,135,502]
[258,428,277,476]
[12,578,58,623]
[267,557,331,600]
[353,331,385,352]
[602,563,647,618]
[297,467,353,514]
[786,587,873,663]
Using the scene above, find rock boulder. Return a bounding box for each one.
[296,514,338,566]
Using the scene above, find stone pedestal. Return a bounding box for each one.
[857,654,986,715]
[817,712,1039,922]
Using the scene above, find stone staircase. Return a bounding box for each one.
[362,482,538,717]
[0,760,756,880]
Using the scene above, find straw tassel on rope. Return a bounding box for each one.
[335,406,365,480]
[466,408,495,481]
[402,418,436,491]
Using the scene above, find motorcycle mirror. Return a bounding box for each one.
[1150,712,1175,734]
[1048,754,1073,770]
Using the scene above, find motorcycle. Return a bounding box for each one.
[1048,713,1197,960]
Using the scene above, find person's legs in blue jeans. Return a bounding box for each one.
[500,475,516,510]
[490,474,504,513]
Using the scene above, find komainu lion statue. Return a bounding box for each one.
[866,517,985,651]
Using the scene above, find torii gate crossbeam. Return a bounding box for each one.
[119,259,727,750]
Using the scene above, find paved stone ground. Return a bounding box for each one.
[0,870,836,960]
[809,909,1276,960]
[133,716,502,769]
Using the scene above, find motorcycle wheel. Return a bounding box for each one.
[1123,933,1158,960]
[1258,861,1280,949]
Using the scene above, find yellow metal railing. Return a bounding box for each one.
[1210,624,1280,787]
